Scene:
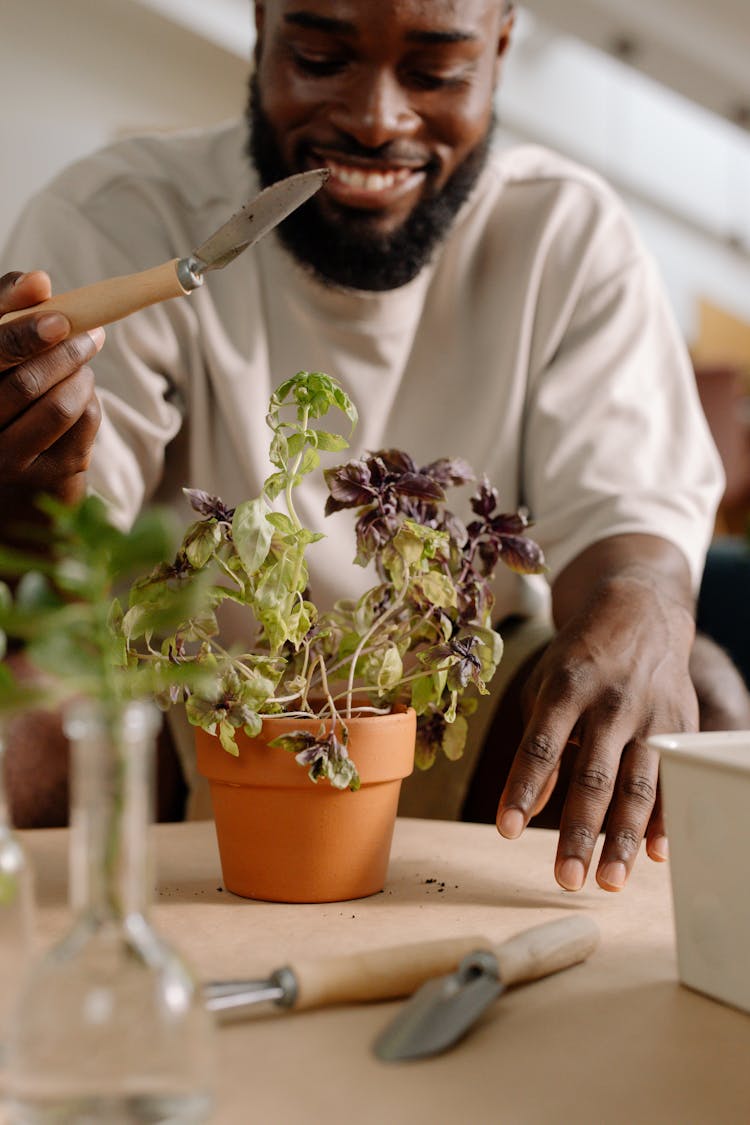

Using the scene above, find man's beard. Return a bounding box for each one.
[246,74,494,292]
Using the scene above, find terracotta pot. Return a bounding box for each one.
[195,708,416,903]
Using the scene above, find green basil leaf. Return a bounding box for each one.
[232,499,273,576]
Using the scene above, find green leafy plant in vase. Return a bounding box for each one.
[122,371,545,902]
[0,500,216,1121]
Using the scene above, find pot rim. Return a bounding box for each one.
[195,706,417,788]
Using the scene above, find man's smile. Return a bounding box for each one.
[309,151,428,210]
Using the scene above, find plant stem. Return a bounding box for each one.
[345,586,408,716]
[315,655,340,729]
[284,407,310,533]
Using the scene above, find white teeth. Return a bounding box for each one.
[325,160,412,192]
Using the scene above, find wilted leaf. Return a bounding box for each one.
[184,520,222,569]
[376,645,403,691]
[418,570,457,609]
[410,673,438,715]
[392,527,424,567]
[441,713,468,761]
[414,731,438,771]
[218,720,240,756]
[233,499,273,576]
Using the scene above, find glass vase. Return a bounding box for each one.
[4,699,215,1124]
[0,724,35,1068]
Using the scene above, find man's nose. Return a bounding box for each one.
[329,68,419,149]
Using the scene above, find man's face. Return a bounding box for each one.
[250,0,513,289]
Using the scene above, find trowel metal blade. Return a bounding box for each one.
[373,951,504,1062]
[192,167,329,272]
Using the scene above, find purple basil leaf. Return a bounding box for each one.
[370,449,417,476]
[323,463,374,508]
[475,539,499,577]
[324,494,351,516]
[496,534,547,574]
[182,488,235,522]
[394,472,445,502]
[355,511,400,562]
[420,457,475,488]
[469,478,499,519]
[490,511,530,535]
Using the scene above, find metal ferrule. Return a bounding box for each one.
[270,966,298,1008]
[176,255,206,293]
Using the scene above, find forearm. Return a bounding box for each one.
[551,533,695,630]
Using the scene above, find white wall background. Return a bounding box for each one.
[0,0,249,254]
[500,11,750,338]
[2,0,749,343]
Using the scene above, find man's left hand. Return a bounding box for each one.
[495,534,698,891]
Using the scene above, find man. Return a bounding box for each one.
[1,0,746,890]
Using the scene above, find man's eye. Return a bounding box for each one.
[292,51,347,77]
[409,71,466,91]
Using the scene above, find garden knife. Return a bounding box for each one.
[373,914,600,1062]
[0,168,328,336]
[203,915,598,1023]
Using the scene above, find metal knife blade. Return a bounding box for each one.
[373,950,504,1061]
[372,915,600,1062]
[191,168,328,273]
[0,168,329,336]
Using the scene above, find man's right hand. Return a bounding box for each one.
[0,270,103,510]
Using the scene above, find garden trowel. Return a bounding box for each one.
[373,914,600,1061]
[203,915,599,1030]
[0,168,328,336]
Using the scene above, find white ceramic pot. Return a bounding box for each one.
[649,731,750,1014]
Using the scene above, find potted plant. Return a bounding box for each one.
[122,371,545,903]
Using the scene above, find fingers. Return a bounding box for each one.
[551,726,657,891]
[645,785,669,862]
[0,270,52,313]
[496,720,574,838]
[0,363,102,486]
[496,665,583,838]
[0,272,105,501]
[0,271,70,370]
[553,727,625,891]
[552,735,664,891]
[530,766,559,817]
[30,398,104,496]
[499,668,666,894]
[0,328,104,430]
[594,739,660,890]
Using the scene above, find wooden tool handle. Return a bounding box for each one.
[289,934,490,1012]
[492,915,600,987]
[0,259,190,335]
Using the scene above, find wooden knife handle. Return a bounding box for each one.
[0,259,190,336]
[491,915,600,987]
[289,934,490,1012]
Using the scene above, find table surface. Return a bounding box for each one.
[18,818,750,1125]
